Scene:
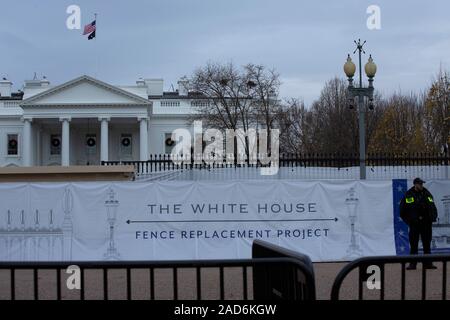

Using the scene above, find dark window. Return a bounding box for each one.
[85,134,97,155]
[120,134,132,156]
[7,134,18,156]
[50,134,61,155]
[165,133,175,154]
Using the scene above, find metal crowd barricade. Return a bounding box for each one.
[252,239,315,300]
[331,254,450,300]
[0,240,316,301]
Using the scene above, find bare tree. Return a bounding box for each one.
[187,65,447,158]
[189,62,282,157]
[369,93,426,153]
[277,98,311,154]
[305,78,358,154]
[424,69,449,152]
[244,64,282,151]
[278,77,384,155]
[188,62,251,130]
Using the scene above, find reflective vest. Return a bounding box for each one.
[405,197,414,204]
[405,195,433,204]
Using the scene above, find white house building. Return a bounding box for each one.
[0,75,199,167]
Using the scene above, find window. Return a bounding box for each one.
[191,100,209,107]
[7,134,18,156]
[50,134,61,155]
[85,134,97,155]
[165,133,175,154]
[160,101,180,107]
[120,134,132,156]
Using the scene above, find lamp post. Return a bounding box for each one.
[344,39,377,180]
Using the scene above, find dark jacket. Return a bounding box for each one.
[400,187,438,225]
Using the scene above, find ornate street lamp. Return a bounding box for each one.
[104,187,120,260]
[344,39,377,179]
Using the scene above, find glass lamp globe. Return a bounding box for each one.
[344,54,356,78]
[365,55,377,78]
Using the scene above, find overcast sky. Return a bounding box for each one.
[0,0,449,105]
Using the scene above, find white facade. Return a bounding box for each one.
[0,75,198,167]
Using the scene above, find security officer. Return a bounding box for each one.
[400,177,438,270]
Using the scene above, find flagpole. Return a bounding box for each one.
[95,13,99,78]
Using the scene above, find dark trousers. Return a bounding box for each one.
[409,221,432,255]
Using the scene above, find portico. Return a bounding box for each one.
[20,75,151,166]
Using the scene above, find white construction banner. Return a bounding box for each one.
[0,180,448,262]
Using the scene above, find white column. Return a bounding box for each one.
[36,127,42,166]
[99,117,110,162]
[60,117,71,166]
[22,117,33,166]
[139,117,149,161]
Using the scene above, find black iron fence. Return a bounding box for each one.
[330,254,450,300]
[0,240,315,300]
[102,153,450,180]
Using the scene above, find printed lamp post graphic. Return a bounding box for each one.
[443,196,450,225]
[433,195,450,249]
[62,187,74,261]
[104,187,120,260]
[346,187,363,258]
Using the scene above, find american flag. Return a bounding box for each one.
[83,20,96,35]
